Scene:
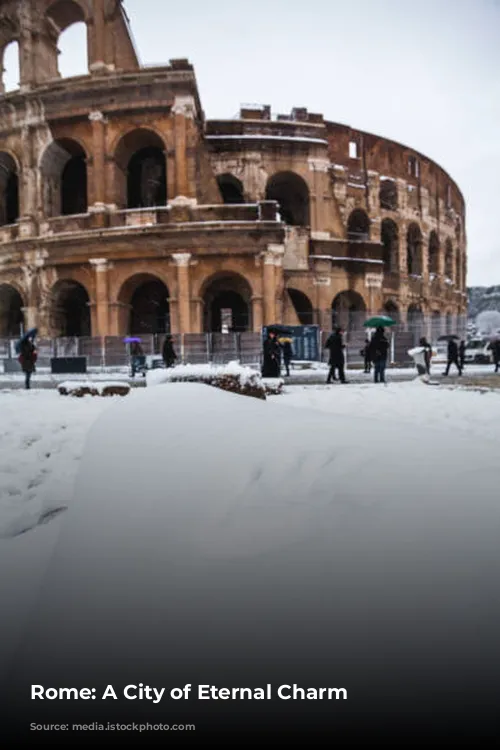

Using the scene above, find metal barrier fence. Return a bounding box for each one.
[0,315,470,371]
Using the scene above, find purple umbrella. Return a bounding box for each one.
[123,337,142,344]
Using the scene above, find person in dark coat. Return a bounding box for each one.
[130,341,145,378]
[360,336,371,373]
[458,340,466,370]
[443,339,462,376]
[262,330,281,378]
[280,338,294,377]
[162,335,177,368]
[369,327,389,384]
[19,338,37,390]
[325,327,346,384]
[487,339,500,373]
[419,336,432,376]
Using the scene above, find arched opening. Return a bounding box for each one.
[47,1,88,78]
[265,172,310,226]
[347,209,370,241]
[1,41,20,93]
[120,276,170,335]
[381,219,399,272]
[0,284,24,337]
[431,311,441,341]
[406,223,423,275]
[41,139,87,217]
[407,304,423,336]
[287,288,314,325]
[0,152,19,226]
[383,300,400,324]
[114,129,167,209]
[202,274,252,332]
[50,280,90,336]
[445,239,454,280]
[428,231,440,275]
[379,179,398,210]
[217,174,245,204]
[331,290,366,332]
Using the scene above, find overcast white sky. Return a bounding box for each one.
[3,0,499,286]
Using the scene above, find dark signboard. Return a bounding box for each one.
[262,325,320,362]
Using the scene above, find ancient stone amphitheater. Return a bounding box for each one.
[0,0,467,361]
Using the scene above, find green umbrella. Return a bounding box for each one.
[363,315,396,328]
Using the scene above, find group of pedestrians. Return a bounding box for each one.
[261,332,294,378]
[130,336,177,376]
[325,326,390,384]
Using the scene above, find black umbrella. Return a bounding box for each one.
[266,324,293,335]
[15,327,38,354]
[437,334,460,341]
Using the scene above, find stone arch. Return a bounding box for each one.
[49,278,91,336]
[114,128,167,209]
[40,138,88,217]
[381,218,399,272]
[331,290,367,332]
[217,173,245,204]
[407,303,424,337]
[347,209,370,241]
[0,151,20,226]
[428,231,440,275]
[265,171,310,226]
[1,40,20,93]
[379,179,398,210]
[406,223,423,275]
[200,272,253,332]
[46,1,89,77]
[117,273,171,335]
[445,238,454,280]
[0,283,25,337]
[286,288,314,325]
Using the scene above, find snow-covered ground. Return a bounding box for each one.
[1,379,499,678]
[3,380,500,737]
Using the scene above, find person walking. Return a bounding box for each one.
[162,335,177,368]
[361,335,371,373]
[443,338,462,376]
[19,338,37,390]
[369,327,389,384]
[262,330,281,378]
[280,337,294,377]
[487,339,500,373]
[458,340,466,371]
[419,336,433,376]
[130,340,145,378]
[325,327,347,384]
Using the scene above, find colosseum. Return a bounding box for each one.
[0,0,467,361]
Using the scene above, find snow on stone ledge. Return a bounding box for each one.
[146,361,267,399]
[58,381,131,397]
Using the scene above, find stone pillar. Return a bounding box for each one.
[20,306,37,330]
[89,111,107,210]
[89,258,109,337]
[89,0,106,74]
[262,244,285,325]
[172,253,192,333]
[251,296,263,332]
[171,96,197,200]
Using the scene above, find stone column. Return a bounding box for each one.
[251,296,263,332]
[88,111,107,211]
[172,253,192,334]
[89,0,106,73]
[89,258,109,337]
[171,96,197,200]
[262,244,285,325]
